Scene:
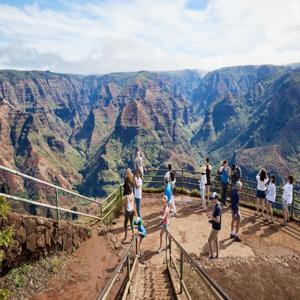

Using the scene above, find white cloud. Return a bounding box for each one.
[0,0,300,74]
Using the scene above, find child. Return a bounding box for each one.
[282,175,294,226]
[133,216,147,258]
[157,195,170,254]
[199,166,207,209]
[265,175,276,224]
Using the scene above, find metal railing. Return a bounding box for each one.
[165,230,230,300]
[97,237,139,300]
[1,164,298,223]
[101,185,123,224]
[143,168,300,221]
[0,165,123,222]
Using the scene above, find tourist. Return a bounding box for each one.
[207,193,222,259]
[219,160,231,206]
[205,157,212,200]
[282,175,294,226]
[134,150,146,177]
[134,170,143,217]
[157,195,170,254]
[231,164,242,186]
[164,164,172,184]
[123,168,135,241]
[133,216,147,258]
[199,165,207,209]
[265,175,276,224]
[164,178,172,206]
[255,169,268,217]
[230,181,243,242]
[170,171,177,216]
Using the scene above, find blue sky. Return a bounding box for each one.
[0,0,299,74]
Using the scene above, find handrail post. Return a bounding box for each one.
[180,249,184,294]
[169,235,172,267]
[55,188,61,221]
[291,191,295,220]
[127,254,131,294]
[165,231,168,265]
[100,202,103,219]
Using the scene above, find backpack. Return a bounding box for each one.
[221,168,229,183]
[232,167,241,182]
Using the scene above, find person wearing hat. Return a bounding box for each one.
[199,165,207,209]
[230,181,243,242]
[133,216,147,258]
[207,192,222,259]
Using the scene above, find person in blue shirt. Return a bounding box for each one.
[207,192,222,259]
[133,216,147,258]
[230,181,243,242]
[164,181,172,206]
[219,160,231,206]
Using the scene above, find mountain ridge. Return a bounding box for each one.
[0,64,299,197]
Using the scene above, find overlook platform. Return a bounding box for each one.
[25,192,300,300]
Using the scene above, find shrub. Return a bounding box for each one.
[0,196,14,268]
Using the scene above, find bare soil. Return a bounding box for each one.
[32,230,122,300]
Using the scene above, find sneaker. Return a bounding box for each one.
[208,255,215,260]
[156,248,162,254]
[230,233,236,239]
[234,236,242,242]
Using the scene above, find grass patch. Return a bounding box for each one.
[7,264,33,288]
[0,254,70,299]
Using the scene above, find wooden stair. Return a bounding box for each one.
[127,264,176,300]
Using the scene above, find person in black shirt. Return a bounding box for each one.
[207,192,222,259]
[231,164,242,186]
[230,181,243,242]
[205,157,212,200]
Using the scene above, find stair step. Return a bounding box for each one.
[127,264,176,300]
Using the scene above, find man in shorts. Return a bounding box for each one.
[207,192,222,259]
[230,181,243,242]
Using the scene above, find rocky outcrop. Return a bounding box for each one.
[0,212,91,274]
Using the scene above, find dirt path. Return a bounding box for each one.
[34,229,121,300]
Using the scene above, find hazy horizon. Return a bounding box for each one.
[1,61,299,77]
